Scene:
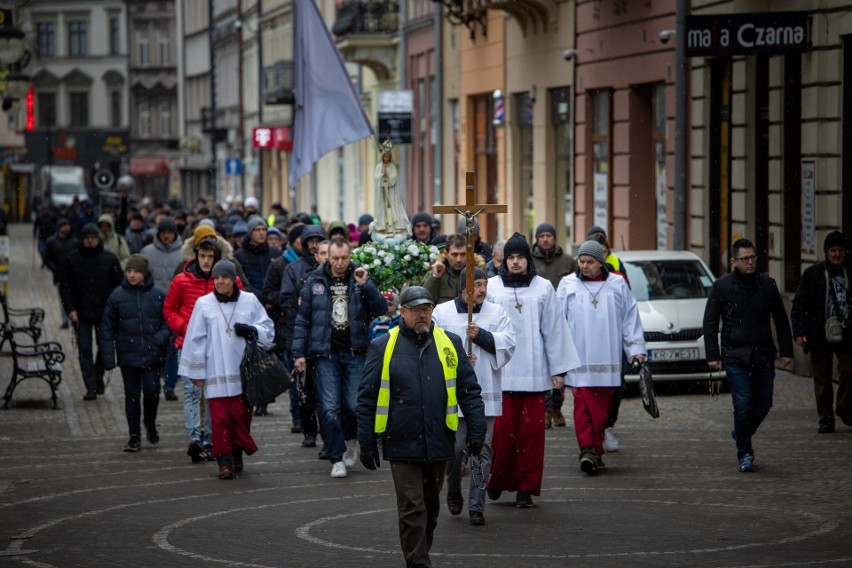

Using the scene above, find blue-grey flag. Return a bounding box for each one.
[289,0,374,187]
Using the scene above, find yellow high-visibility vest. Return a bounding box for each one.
[375,325,459,433]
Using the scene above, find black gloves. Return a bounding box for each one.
[234,323,258,340]
[468,440,484,458]
[360,446,381,470]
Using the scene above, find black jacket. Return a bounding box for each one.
[59,241,123,323]
[357,320,486,462]
[278,225,326,351]
[234,238,281,297]
[292,262,387,358]
[100,273,170,369]
[44,233,79,283]
[703,270,793,367]
[791,261,851,352]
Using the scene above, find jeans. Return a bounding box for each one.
[182,373,212,448]
[163,336,179,393]
[725,363,775,460]
[74,319,104,393]
[314,352,365,463]
[120,366,161,439]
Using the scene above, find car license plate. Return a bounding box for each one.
[648,348,699,362]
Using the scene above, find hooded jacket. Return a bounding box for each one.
[174,233,250,286]
[140,233,184,293]
[59,239,123,322]
[532,244,576,289]
[100,272,170,369]
[234,236,281,298]
[98,214,131,269]
[278,225,327,350]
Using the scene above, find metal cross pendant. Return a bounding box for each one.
[226,327,232,336]
[515,302,523,313]
[591,298,599,309]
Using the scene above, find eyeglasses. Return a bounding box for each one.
[404,305,433,315]
[735,255,757,263]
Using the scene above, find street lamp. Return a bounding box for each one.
[0,9,25,66]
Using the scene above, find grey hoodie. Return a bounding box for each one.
[140,233,184,293]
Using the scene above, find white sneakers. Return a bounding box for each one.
[330,461,347,478]
[603,427,620,452]
[343,439,359,469]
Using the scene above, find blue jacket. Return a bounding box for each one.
[278,225,326,350]
[100,272,171,369]
[292,262,388,358]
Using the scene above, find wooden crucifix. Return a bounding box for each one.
[433,171,507,357]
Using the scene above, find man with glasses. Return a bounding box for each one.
[703,238,793,473]
[293,237,387,478]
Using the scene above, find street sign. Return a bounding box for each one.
[685,12,808,57]
[225,158,242,176]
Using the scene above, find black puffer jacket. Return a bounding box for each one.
[791,261,851,352]
[357,320,486,462]
[703,270,793,366]
[234,238,281,297]
[99,273,170,369]
[44,234,79,284]
[59,241,123,323]
[292,261,387,358]
[278,225,326,350]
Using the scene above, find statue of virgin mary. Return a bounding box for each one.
[372,139,411,243]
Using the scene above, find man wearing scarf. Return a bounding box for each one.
[179,259,274,479]
[484,233,579,508]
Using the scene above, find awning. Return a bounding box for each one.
[129,156,169,176]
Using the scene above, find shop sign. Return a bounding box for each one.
[685,12,808,57]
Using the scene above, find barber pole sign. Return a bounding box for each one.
[493,97,505,126]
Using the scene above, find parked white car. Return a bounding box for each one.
[617,250,723,383]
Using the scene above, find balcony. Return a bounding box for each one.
[333,1,399,81]
[263,60,294,106]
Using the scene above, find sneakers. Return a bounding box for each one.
[343,439,360,468]
[187,442,204,463]
[218,465,234,480]
[551,409,567,427]
[301,434,317,448]
[330,461,348,478]
[447,491,464,515]
[486,489,502,501]
[603,427,619,452]
[579,449,599,476]
[469,511,486,526]
[515,491,534,508]
[318,448,329,460]
[145,424,159,445]
[738,454,755,473]
[124,436,141,452]
[83,390,97,401]
[164,390,178,401]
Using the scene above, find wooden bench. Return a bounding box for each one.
[1,323,65,409]
[0,291,45,351]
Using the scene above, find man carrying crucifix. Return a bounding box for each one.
[556,240,646,475]
[485,232,580,508]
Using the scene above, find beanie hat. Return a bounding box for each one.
[458,267,488,292]
[503,232,532,264]
[577,240,607,265]
[80,223,100,238]
[457,216,480,234]
[586,225,607,239]
[197,218,216,229]
[193,224,217,246]
[125,254,149,277]
[535,223,557,239]
[431,234,447,251]
[824,231,848,253]
[244,196,259,209]
[232,221,248,237]
[158,217,178,234]
[268,226,282,238]
[246,217,266,235]
[328,220,348,239]
[358,214,374,227]
[211,259,236,281]
[411,212,433,227]
[57,217,71,229]
[288,223,306,245]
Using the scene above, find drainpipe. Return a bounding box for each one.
[398,0,408,208]
[673,0,687,250]
[433,5,442,209]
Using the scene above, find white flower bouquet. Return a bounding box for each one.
[351,239,440,292]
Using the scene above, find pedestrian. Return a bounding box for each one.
[432,267,515,525]
[124,213,150,254]
[369,290,401,339]
[33,204,58,264]
[791,231,852,433]
[484,233,579,507]
[557,240,646,475]
[411,212,436,244]
[421,234,468,304]
[43,218,78,328]
[59,223,123,400]
[703,238,793,473]
[486,239,506,278]
[357,286,486,567]
[100,254,170,452]
[234,216,280,294]
[178,259,274,479]
[98,213,131,269]
[292,236,387,477]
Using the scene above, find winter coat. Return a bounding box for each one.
[44,233,79,284]
[124,227,150,254]
[356,320,486,462]
[173,234,250,286]
[421,265,461,305]
[98,214,131,269]
[33,209,58,240]
[140,234,184,293]
[59,241,123,323]
[234,238,281,298]
[74,207,99,237]
[100,272,170,369]
[292,261,388,359]
[532,244,576,289]
[791,261,851,352]
[703,270,793,367]
[278,225,327,351]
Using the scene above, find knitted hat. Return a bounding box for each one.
[246,217,266,235]
[431,234,447,251]
[358,214,374,227]
[824,231,848,253]
[232,221,248,237]
[125,254,149,276]
[288,223,306,245]
[535,223,557,238]
[457,216,480,234]
[158,217,178,234]
[577,240,607,264]
[244,196,259,210]
[267,226,282,238]
[502,232,531,263]
[411,212,433,227]
[327,220,348,239]
[80,223,100,238]
[193,224,217,246]
[211,259,236,281]
[57,217,71,229]
[586,225,607,238]
[458,267,488,292]
[197,218,216,229]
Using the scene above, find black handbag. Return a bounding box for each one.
[637,362,660,419]
[240,339,292,407]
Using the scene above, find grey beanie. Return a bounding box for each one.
[458,267,488,293]
[586,225,607,238]
[577,240,607,265]
[211,259,236,281]
[535,223,557,238]
[198,218,216,229]
[246,216,266,235]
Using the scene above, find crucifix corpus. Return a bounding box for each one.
[433,171,507,357]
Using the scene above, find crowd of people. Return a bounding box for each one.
[30,194,852,568]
